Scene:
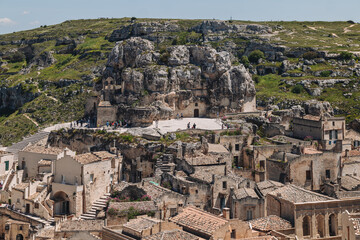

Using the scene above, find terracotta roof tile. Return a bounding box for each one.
[169,206,228,236]
[268,184,334,203]
[249,215,292,231]
[143,229,199,240]
[74,151,116,164]
[341,175,360,191]
[38,159,52,166]
[257,180,284,196]
[13,182,29,192]
[22,145,63,155]
[123,217,160,232]
[233,188,260,200]
[108,201,157,213]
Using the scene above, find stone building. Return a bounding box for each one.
[229,187,264,221]
[0,151,14,178]
[267,150,341,191]
[1,219,31,240]
[169,206,253,240]
[292,115,346,150]
[341,210,360,240]
[211,174,254,212]
[265,184,360,239]
[51,149,122,217]
[18,144,75,180]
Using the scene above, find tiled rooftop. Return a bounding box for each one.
[59,220,104,231]
[143,229,199,240]
[256,180,284,196]
[233,188,260,200]
[12,182,29,192]
[268,184,334,203]
[208,144,229,154]
[184,154,226,166]
[249,215,292,231]
[23,145,63,155]
[108,201,157,213]
[341,175,360,191]
[123,216,160,232]
[302,115,321,121]
[74,151,116,164]
[38,159,52,166]
[169,206,228,236]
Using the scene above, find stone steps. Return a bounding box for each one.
[79,193,110,220]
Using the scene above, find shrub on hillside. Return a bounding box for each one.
[292,84,304,94]
[302,51,318,60]
[339,52,353,60]
[248,50,265,63]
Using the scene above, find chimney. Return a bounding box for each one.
[223,207,230,220]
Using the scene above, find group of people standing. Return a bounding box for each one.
[106,119,129,129]
[187,122,197,129]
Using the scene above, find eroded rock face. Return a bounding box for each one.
[302,100,334,117]
[98,37,256,126]
[191,20,272,35]
[108,22,180,42]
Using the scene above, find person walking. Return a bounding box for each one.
[193,123,196,129]
[187,122,191,129]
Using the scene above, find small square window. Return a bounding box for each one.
[195,103,198,107]
[35,203,39,209]
[222,181,227,189]
[235,144,240,151]
[326,170,331,179]
[19,226,23,230]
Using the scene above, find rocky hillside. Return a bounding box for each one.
[1,18,360,145]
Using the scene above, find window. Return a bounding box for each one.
[195,103,198,107]
[333,121,335,126]
[335,130,338,139]
[306,170,311,180]
[61,175,65,184]
[90,174,94,183]
[326,170,331,179]
[246,210,253,220]
[223,181,227,189]
[235,144,240,151]
[19,226,23,230]
[35,203,39,209]
[5,161,9,171]
[247,181,251,188]
[195,189,198,194]
[233,156,239,164]
[329,141,332,145]
[231,230,236,238]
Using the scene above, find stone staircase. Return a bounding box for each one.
[6,131,49,154]
[79,193,110,220]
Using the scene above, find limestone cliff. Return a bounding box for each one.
[96,37,256,126]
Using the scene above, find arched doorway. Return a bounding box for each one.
[16,234,24,240]
[303,216,311,237]
[329,214,337,236]
[53,191,70,215]
[316,214,325,237]
[194,109,199,117]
